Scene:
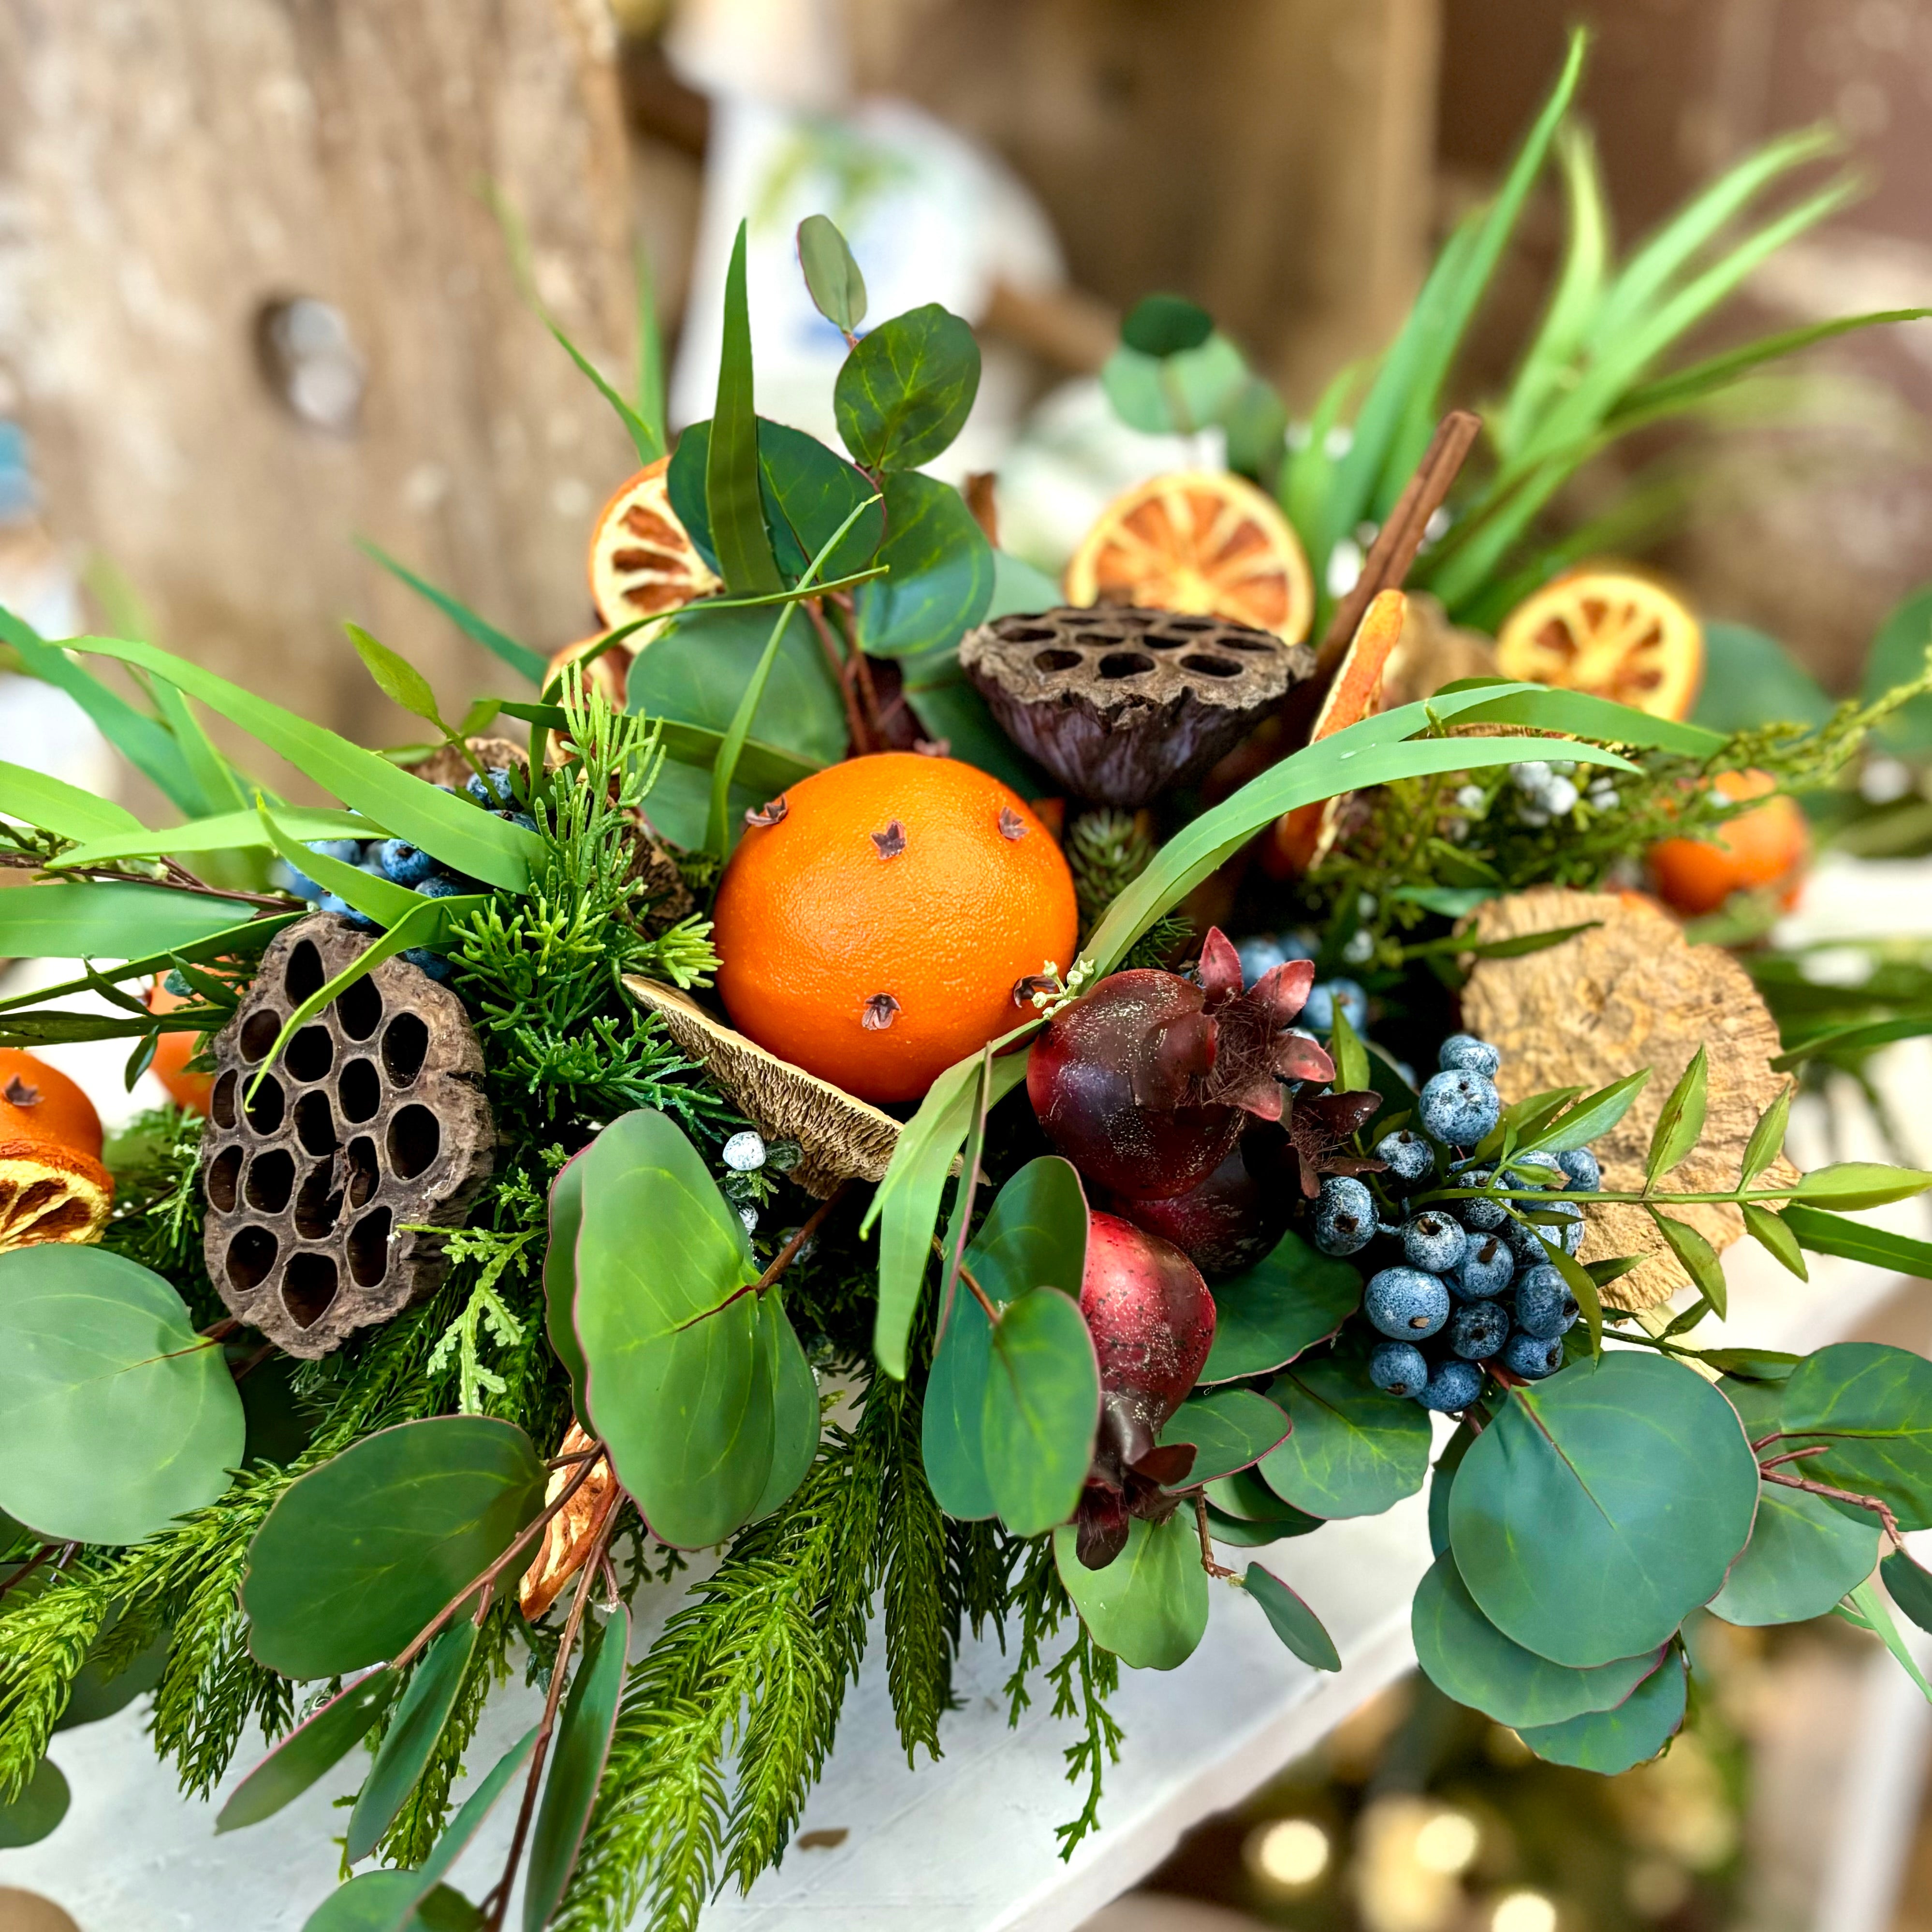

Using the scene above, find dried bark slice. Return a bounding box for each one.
[520,1422,618,1621]
[959,605,1312,806]
[201,913,494,1358]
[1460,889,1801,1310]
[623,976,901,1196]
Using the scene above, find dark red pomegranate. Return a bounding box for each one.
[1071,1211,1217,1568]
[1027,927,1334,1200]
[1109,1125,1292,1277]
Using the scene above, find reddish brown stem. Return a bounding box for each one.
[1315,409,1482,672]
[804,598,876,755]
[0,1543,59,1601]
[753,1183,850,1296]
[389,1446,607,1674]
[479,1501,620,1932]
[1192,1492,1236,1581]
[1759,1464,1903,1544]
[959,1260,1001,1327]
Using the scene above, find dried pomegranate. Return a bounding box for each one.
[1109,1124,1292,1277]
[1027,928,1334,1200]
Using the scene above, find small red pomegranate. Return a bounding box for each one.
[1109,1125,1291,1277]
[1027,928,1334,1200]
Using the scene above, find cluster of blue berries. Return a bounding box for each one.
[1233,931,1368,1038]
[276,768,536,983]
[1309,1032,1606,1413]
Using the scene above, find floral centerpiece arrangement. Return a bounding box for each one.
[5,33,1932,1932]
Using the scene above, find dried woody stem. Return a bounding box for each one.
[480,1491,622,1932]
[1756,1442,1908,1548]
[1192,1492,1236,1581]
[388,1445,610,1676]
[1315,409,1482,672]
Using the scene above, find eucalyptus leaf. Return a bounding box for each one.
[1449,1352,1758,1667]
[1865,584,1932,751]
[1157,1389,1291,1486]
[347,1623,476,1862]
[571,1108,776,1547]
[523,1603,630,1932]
[923,1284,996,1521]
[1054,1509,1209,1670]
[834,303,981,471]
[544,1152,591,1422]
[1882,1548,1932,1637]
[1202,1500,1320,1547]
[1776,1342,1932,1531]
[1120,294,1214,356]
[243,1417,547,1678]
[1428,1421,1477,1559]
[217,1669,399,1833]
[1645,1046,1708,1188]
[1517,1651,1688,1773]
[1208,1469,1317,1526]
[0,1245,245,1546]
[0,1755,69,1848]
[1692,622,1834,734]
[1101,335,1246,437]
[797,214,867,335]
[1244,1563,1340,1671]
[1707,1481,1877,1626]
[1198,1230,1361,1383]
[852,471,994,658]
[751,1297,820,1522]
[1259,1355,1432,1520]
[983,1287,1100,1537]
[1412,1551,1664,1727]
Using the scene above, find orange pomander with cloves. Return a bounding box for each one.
[712,752,1079,1104]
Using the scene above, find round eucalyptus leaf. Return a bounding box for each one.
[572,1109,777,1550]
[851,472,994,659]
[1158,1389,1291,1485]
[1100,334,1246,436]
[243,1416,546,1679]
[1427,1421,1478,1561]
[983,1287,1100,1537]
[1203,1501,1319,1548]
[1884,1547,1932,1636]
[1245,1563,1340,1671]
[1517,1650,1688,1774]
[1259,1356,1432,1520]
[923,1282,995,1521]
[1449,1352,1758,1667]
[834,304,981,472]
[1411,1552,1664,1727]
[1778,1342,1932,1531]
[0,1244,245,1545]
[1707,1481,1878,1626]
[0,1755,69,1847]
[1054,1509,1209,1671]
[796,214,867,336]
[749,1296,820,1522]
[1207,1469,1314,1526]
[1197,1230,1360,1384]
[1121,293,1215,358]
[217,1669,398,1833]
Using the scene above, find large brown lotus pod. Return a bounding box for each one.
[1460,888,1801,1311]
[405,736,533,791]
[520,1422,619,1621]
[623,975,901,1196]
[201,913,494,1358]
[959,606,1312,806]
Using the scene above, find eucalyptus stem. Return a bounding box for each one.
[1419,1185,1802,1208]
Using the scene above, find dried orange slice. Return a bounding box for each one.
[544,633,635,709]
[1264,590,1407,876]
[1496,567,1703,719]
[520,1423,618,1621]
[0,1138,112,1250]
[586,455,722,631]
[1065,471,1313,644]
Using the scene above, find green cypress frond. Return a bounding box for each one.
[1068,810,1155,934]
[876,1379,950,1766]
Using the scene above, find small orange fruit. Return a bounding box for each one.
[1648,769,1810,916]
[1497,566,1703,719]
[1066,471,1314,644]
[713,753,1079,1104]
[0,1048,103,1159]
[586,456,722,632]
[145,982,215,1115]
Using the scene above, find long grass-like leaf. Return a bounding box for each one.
[0,759,145,843]
[53,805,374,870]
[709,222,784,595]
[67,636,540,892]
[0,911,297,1015]
[254,802,422,929]
[0,607,202,813]
[634,245,668,462]
[356,538,547,685]
[146,678,250,817]
[1496,124,1610,459]
[0,880,252,958]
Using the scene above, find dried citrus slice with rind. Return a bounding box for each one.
[0,1139,113,1250]
[586,455,722,631]
[1496,567,1703,720]
[1065,470,1314,644]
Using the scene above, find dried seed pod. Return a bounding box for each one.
[624,976,901,1196]
[521,1423,619,1621]
[201,913,494,1358]
[959,605,1312,806]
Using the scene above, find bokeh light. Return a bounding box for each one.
[1491,1890,1559,1932]
[1244,1815,1331,1889]
[1413,1807,1480,1874]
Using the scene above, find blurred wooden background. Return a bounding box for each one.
[0,0,1927,760]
